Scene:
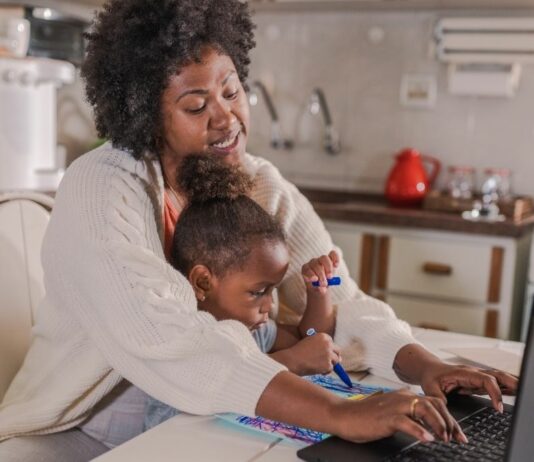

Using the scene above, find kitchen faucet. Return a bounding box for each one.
[309,87,341,155]
[248,80,293,150]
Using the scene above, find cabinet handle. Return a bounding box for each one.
[422,262,452,276]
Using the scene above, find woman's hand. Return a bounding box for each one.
[333,389,468,444]
[301,250,339,295]
[420,363,518,412]
[270,333,341,376]
[393,343,518,413]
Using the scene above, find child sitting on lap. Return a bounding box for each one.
[145,155,343,429]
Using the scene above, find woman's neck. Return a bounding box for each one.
[160,153,180,190]
[160,154,186,211]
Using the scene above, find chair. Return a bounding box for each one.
[0,193,53,400]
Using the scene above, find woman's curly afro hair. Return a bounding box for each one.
[81,0,256,159]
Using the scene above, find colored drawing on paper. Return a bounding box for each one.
[308,374,381,398]
[217,375,387,445]
[231,415,327,443]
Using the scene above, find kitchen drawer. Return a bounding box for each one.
[387,294,496,337]
[381,235,503,304]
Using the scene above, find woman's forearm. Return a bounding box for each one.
[255,371,343,434]
[393,343,443,384]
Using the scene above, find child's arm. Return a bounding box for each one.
[266,251,340,375]
[298,250,339,337]
[269,325,340,376]
[270,324,301,350]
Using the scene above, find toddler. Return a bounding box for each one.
[145,155,342,429]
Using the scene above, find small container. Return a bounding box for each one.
[0,18,30,58]
[481,168,512,202]
[446,165,475,199]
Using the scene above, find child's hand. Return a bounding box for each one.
[301,250,340,294]
[282,333,341,376]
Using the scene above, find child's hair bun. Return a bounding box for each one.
[177,154,254,203]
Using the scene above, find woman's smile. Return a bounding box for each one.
[208,127,242,157]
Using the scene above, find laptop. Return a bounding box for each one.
[297,310,534,462]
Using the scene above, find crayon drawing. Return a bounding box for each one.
[217,375,387,445]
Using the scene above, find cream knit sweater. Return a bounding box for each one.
[0,144,416,441]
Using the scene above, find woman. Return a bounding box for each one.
[0,0,517,460]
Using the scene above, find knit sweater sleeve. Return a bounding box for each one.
[247,155,418,381]
[42,148,285,417]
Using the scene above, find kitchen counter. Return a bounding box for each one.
[299,188,534,238]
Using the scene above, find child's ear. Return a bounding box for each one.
[188,265,212,302]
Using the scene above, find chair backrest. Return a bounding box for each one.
[0,197,51,400]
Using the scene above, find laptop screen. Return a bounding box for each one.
[507,309,534,462]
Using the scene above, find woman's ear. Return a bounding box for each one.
[188,265,212,302]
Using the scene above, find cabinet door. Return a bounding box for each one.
[324,221,374,293]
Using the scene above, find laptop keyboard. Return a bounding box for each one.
[384,407,512,462]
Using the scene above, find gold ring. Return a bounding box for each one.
[410,398,419,420]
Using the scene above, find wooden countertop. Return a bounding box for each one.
[299,188,534,238]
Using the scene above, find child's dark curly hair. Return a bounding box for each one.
[172,155,285,277]
[81,0,256,159]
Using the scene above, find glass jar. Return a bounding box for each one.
[446,165,475,199]
[481,168,512,203]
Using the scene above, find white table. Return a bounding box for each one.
[93,328,523,462]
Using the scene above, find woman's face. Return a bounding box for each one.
[160,46,249,166]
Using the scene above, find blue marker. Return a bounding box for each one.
[311,276,341,287]
[306,327,353,388]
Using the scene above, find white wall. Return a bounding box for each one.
[248,10,534,197]
[57,70,98,166]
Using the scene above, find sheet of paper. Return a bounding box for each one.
[217,375,389,445]
[443,347,522,376]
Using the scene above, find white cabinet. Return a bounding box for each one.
[325,221,374,294]
[325,219,532,340]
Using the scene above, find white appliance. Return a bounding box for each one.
[0,56,75,192]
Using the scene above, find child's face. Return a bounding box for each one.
[200,239,289,330]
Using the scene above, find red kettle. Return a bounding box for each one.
[385,148,441,206]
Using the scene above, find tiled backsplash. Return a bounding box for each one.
[247,10,534,197]
[57,8,534,197]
